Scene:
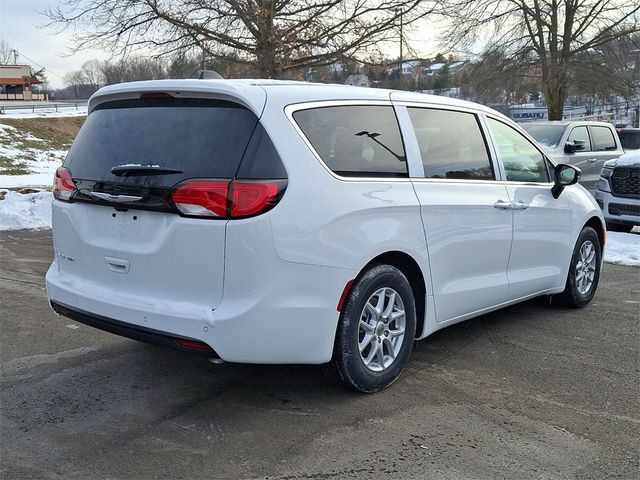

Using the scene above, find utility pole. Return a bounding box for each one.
[13,49,18,65]
[396,9,403,89]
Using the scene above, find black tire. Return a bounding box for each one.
[328,264,416,393]
[606,223,634,234]
[556,226,602,308]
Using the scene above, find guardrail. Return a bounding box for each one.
[0,101,88,115]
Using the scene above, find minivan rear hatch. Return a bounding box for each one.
[52,94,279,311]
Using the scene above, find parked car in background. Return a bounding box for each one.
[617,128,640,153]
[595,150,640,233]
[47,80,606,392]
[522,121,624,193]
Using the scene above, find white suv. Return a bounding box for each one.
[595,150,640,232]
[47,80,605,392]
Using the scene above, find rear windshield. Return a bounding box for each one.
[521,124,566,149]
[618,130,640,150]
[65,98,262,186]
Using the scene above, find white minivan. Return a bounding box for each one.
[47,80,605,392]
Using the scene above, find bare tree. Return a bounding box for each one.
[80,59,105,91]
[100,57,168,84]
[0,39,15,64]
[441,0,640,119]
[45,0,438,78]
[457,50,539,105]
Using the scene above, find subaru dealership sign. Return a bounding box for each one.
[510,105,586,122]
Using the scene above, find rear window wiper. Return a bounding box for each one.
[111,165,183,177]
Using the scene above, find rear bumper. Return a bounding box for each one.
[46,256,354,364]
[50,300,219,357]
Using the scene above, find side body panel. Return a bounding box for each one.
[269,100,431,279]
[503,184,573,296]
[410,181,513,321]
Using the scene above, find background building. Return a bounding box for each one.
[0,64,44,100]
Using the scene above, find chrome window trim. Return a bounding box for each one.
[391,100,485,116]
[284,100,413,183]
[409,177,554,187]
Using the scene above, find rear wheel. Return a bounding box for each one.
[329,264,416,393]
[557,227,602,308]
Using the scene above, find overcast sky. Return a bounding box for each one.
[1,0,441,89]
[0,0,110,88]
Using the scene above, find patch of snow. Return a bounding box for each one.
[604,231,640,267]
[0,191,52,231]
[0,174,56,189]
[0,123,68,188]
[607,150,640,168]
[0,106,88,119]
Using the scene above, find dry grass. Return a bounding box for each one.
[0,117,85,150]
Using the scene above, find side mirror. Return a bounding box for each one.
[552,164,581,198]
[564,139,585,153]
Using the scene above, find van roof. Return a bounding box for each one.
[89,79,502,119]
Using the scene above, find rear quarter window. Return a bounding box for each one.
[293,105,407,177]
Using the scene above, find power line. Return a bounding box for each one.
[14,50,66,80]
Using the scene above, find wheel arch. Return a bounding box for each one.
[584,216,606,252]
[361,250,427,339]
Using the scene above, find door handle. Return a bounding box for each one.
[510,201,530,210]
[105,256,130,274]
[494,200,529,210]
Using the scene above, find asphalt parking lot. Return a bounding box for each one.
[1,230,639,480]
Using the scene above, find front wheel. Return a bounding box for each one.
[329,264,416,393]
[557,226,602,308]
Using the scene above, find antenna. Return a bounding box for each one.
[198,70,223,79]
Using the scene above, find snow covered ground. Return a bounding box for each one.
[0,121,74,188]
[0,105,88,119]
[0,191,52,230]
[604,231,640,267]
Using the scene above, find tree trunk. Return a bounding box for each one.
[255,46,278,78]
[545,89,565,120]
[542,64,568,120]
[254,0,279,79]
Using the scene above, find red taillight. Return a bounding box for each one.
[171,179,284,219]
[230,181,280,217]
[174,339,213,351]
[53,167,75,201]
[172,181,229,217]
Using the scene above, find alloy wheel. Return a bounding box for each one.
[358,287,406,372]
